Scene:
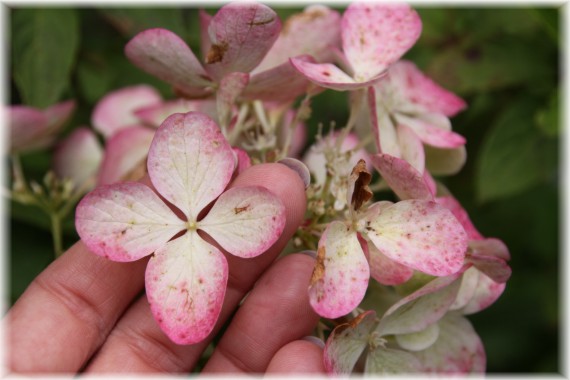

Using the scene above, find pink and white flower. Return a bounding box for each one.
[75,112,286,344]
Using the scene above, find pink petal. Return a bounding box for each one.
[255,5,341,73]
[125,28,213,93]
[44,100,76,131]
[365,347,422,374]
[371,154,433,200]
[467,254,511,284]
[368,85,401,157]
[462,272,506,315]
[424,171,437,196]
[309,221,370,319]
[367,241,413,286]
[147,112,235,220]
[199,186,286,258]
[435,195,483,240]
[342,3,421,81]
[389,60,467,116]
[75,182,185,262]
[323,310,377,374]
[97,127,155,186]
[278,158,311,189]
[199,9,213,61]
[412,314,486,374]
[53,127,103,185]
[366,199,468,277]
[397,124,425,174]
[217,72,249,128]
[91,85,162,138]
[233,148,251,174]
[396,114,466,149]
[290,58,383,91]
[145,232,228,344]
[449,266,479,311]
[8,105,49,152]
[469,238,510,260]
[425,145,467,175]
[204,3,281,81]
[134,99,217,128]
[377,273,463,336]
[244,55,315,102]
[279,109,307,157]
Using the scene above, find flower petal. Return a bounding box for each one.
[44,100,76,132]
[367,241,413,286]
[412,313,486,374]
[368,85,401,157]
[469,238,510,260]
[396,113,466,149]
[396,323,440,352]
[436,195,483,240]
[371,153,433,200]
[8,105,49,152]
[244,56,315,102]
[145,232,228,344]
[277,157,311,189]
[342,3,421,81]
[134,99,217,128]
[147,112,235,220]
[125,28,213,93]
[75,182,185,262]
[91,85,162,138]
[204,3,281,81]
[377,273,462,336]
[308,221,369,319]
[217,72,249,128]
[199,186,286,258]
[233,147,252,174]
[425,145,467,176]
[449,266,479,311]
[389,60,467,116]
[467,253,511,284]
[255,5,341,72]
[199,9,213,61]
[97,127,155,186]
[290,58,383,91]
[53,127,103,186]
[462,273,506,315]
[365,347,422,374]
[397,123,425,174]
[323,310,377,374]
[366,199,468,276]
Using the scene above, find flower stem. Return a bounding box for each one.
[50,212,63,258]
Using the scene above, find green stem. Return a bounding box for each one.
[51,213,63,258]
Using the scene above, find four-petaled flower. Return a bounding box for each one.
[75,112,286,344]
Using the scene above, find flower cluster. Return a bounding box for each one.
[7,2,511,375]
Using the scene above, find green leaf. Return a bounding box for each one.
[535,90,559,137]
[98,8,186,39]
[12,9,79,108]
[476,100,551,202]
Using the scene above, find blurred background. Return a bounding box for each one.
[7,5,561,373]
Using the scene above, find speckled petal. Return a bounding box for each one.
[255,5,341,72]
[204,3,281,81]
[309,221,370,319]
[462,272,506,315]
[134,99,217,128]
[91,85,162,138]
[342,3,421,81]
[244,55,315,102]
[366,199,468,276]
[217,72,249,128]
[368,85,401,157]
[396,114,466,149]
[75,182,185,262]
[412,313,486,374]
[395,323,440,352]
[53,127,103,186]
[425,145,467,176]
[436,195,483,240]
[377,273,463,336]
[97,127,154,186]
[199,186,286,258]
[389,60,467,116]
[145,232,228,345]
[323,310,377,374]
[367,241,413,286]
[125,28,212,92]
[290,58,383,91]
[371,154,433,200]
[365,347,422,374]
[147,112,235,220]
[397,123,425,173]
[467,254,511,284]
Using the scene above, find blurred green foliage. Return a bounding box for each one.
[7,5,560,374]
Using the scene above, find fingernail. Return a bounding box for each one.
[278,157,311,189]
[298,250,317,259]
[302,335,325,349]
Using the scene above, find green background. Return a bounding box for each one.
[7,5,561,373]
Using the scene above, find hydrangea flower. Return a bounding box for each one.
[308,160,468,318]
[291,3,421,91]
[75,112,286,344]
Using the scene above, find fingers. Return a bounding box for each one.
[84,163,308,373]
[202,253,319,373]
[7,242,148,372]
[266,338,326,374]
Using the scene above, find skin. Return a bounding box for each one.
[7,164,325,374]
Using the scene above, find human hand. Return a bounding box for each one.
[7,164,325,374]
